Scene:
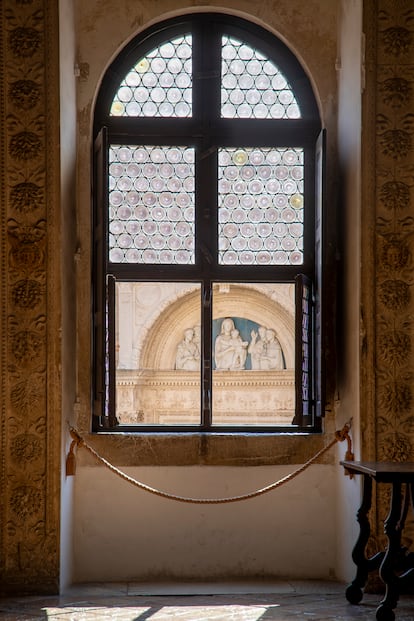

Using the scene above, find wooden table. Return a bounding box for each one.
[341,461,414,621]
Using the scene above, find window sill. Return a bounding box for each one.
[76,426,335,467]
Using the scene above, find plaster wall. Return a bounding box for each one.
[74,465,336,581]
[59,0,77,591]
[335,0,363,582]
[72,0,344,583]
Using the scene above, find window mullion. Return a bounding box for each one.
[192,21,221,122]
[201,280,213,428]
[195,24,221,429]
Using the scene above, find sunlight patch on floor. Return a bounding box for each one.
[44,603,280,620]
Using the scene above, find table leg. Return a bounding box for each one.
[346,474,380,604]
[376,482,403,621]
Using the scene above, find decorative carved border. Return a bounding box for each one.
[0,0,60,595]
[361,0,414,565]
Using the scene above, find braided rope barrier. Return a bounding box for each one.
[66,420,353,504]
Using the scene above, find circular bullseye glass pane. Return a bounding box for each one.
[110,35,192,118]
[221,35,301,119]
[109,145,195,264]
[217,145,304,264]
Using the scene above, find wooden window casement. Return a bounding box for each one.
[93,14,324,433]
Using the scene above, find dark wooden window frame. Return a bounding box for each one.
[92,13,324,434]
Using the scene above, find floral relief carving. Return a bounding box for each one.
[10,434,42,463]
[7,219,46,272]
[379,180,410,210]
[9,485,43,521]
[9,131,42,160]
[379,128,411,159]
[378,329,411,366]
[10,330,44,366]
[380,236,410,271]
[11,279,43,309]
[379,432,413,461]
[10,182,44,213]
[1,0,60,593]
[379,381,412,416]
[374,4,414,564]
[8,27,42,58]
[9,374,45,418]
[381,26,413,57]
[9,241,44,272]
[378,279,410,310]
[380,77,412,108]
[8,315,46,368]
[9,80,41,110]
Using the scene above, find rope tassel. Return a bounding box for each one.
[65,428,84,477]
[65,420,354,500]
[334,421,354,478]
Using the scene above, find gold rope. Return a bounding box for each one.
[66,421,353,504]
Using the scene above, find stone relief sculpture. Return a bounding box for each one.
[249,326,284,370]
[214,318,248,370]
[175,327,200,370]
[260,328,284,370]
[230,328,248,369]
[213,318,284,371]
[248,325,267,369]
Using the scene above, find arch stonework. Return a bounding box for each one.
[137,283,295,370]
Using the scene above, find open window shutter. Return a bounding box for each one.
[314,128,326,419]
[106,273,118,427]
[293,274,313,426]
[92,127,110,429]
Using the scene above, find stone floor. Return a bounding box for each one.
[2,581,414,620]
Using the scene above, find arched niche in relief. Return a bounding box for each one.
[139,284,295,370]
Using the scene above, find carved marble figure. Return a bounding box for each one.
[214,320,249,370]
[248,325,267,370]
[230,328,248,369]
[175,328,200,370]
[260,328,284,370]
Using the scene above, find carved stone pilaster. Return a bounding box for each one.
[0,0,61,595]
[362,0,414,566]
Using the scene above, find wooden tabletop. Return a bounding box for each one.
[340,461,414,483]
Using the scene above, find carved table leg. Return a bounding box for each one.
[346,474,374,604]
[376,482,403,621]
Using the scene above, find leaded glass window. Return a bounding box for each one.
[109,145,195,264]
[221,36,301,119]
[93,13,323,432]
[218,147,304,265]
[110,35,192,118]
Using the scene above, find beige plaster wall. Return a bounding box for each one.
[59,0,78,592]
[335,0,363,582]
[74,465,336,582]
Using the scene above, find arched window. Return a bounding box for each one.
[93,13,324,432]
